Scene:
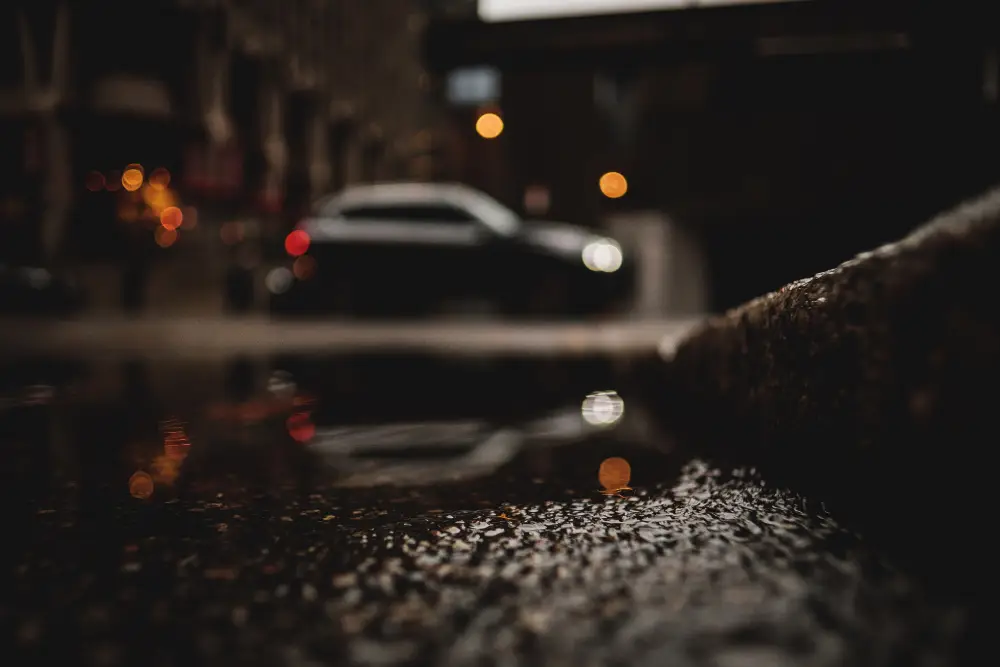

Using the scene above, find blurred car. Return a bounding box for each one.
[267,182,634,317]
[0,264,84,316]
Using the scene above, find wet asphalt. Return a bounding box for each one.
[0,353,972,667]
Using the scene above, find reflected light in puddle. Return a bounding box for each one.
[598,457,632,495]
[129,471,154,500]
[153,418,191,485]
[287,412,316,443]
[581,391,624,426]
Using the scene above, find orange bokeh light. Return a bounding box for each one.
[159,206,183,230]
[122,168,144,192]
[155,226,178,248]
[129,471,154,499]
[598,457,632,493]
[475,112,504,139]
[599,171,628,199]
[285,230,310,257]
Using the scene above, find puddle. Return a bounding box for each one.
[0,353,967,667]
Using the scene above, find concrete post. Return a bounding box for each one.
[605,211,709,319]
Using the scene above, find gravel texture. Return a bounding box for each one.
[4,417,962,667]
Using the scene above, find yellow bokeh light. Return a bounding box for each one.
[122,168,144,192]
[599,171,628,199]
[475,112,504,139]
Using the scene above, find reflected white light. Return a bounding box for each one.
[582,239,623,273]
[265,267,294,295]
[267,370,296,398]
[582,391,625,426]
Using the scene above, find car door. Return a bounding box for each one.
[327,201,485,313]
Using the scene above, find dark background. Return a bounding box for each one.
[2,0,999,311]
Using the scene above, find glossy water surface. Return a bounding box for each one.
[1,354,963,667]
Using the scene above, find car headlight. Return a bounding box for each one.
[582,239,623,273]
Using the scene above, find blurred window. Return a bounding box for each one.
[341,204,476,224]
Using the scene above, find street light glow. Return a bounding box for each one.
[476,112,504,139]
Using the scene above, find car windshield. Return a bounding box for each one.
[461,189,520,236]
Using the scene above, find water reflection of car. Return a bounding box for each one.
[307,403,618,487]
[267,182,634,318]
[0,264,84,316]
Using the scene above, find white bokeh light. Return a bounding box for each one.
[582,391,625,426]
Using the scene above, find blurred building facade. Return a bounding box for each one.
[427,0,1000,309]
[1,0,443,312]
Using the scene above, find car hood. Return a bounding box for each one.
[519,220,613,259]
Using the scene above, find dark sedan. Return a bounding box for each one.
[267,183,634,318]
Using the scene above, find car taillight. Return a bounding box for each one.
[285,229,311,257]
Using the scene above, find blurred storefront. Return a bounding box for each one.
[2,0,445,316]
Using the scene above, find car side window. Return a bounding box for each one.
[340,204,476,224]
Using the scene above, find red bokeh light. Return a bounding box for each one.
[159,206,183,231]
[286,412,315,443]
[285,230,310,257]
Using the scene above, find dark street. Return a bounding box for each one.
[1,351,963,667]
[5,0,1000,665]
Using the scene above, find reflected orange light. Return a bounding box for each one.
[220,221,244,245]
[149,167,170,190]
[85,171,105,192]
[475,112,504,139]
[599,171,627,199]
[598,457,632,494]
[122,168,144,192]
[293,255,316,280]
[285,230,310,257]
[129,471,154,499]
[155,226,178,248]
[287,412,315,443]
[159,206,183,230]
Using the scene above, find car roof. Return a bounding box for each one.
[319,182,476,210]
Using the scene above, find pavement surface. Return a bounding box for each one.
[0,355,969,667]
[0,317,700,360]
